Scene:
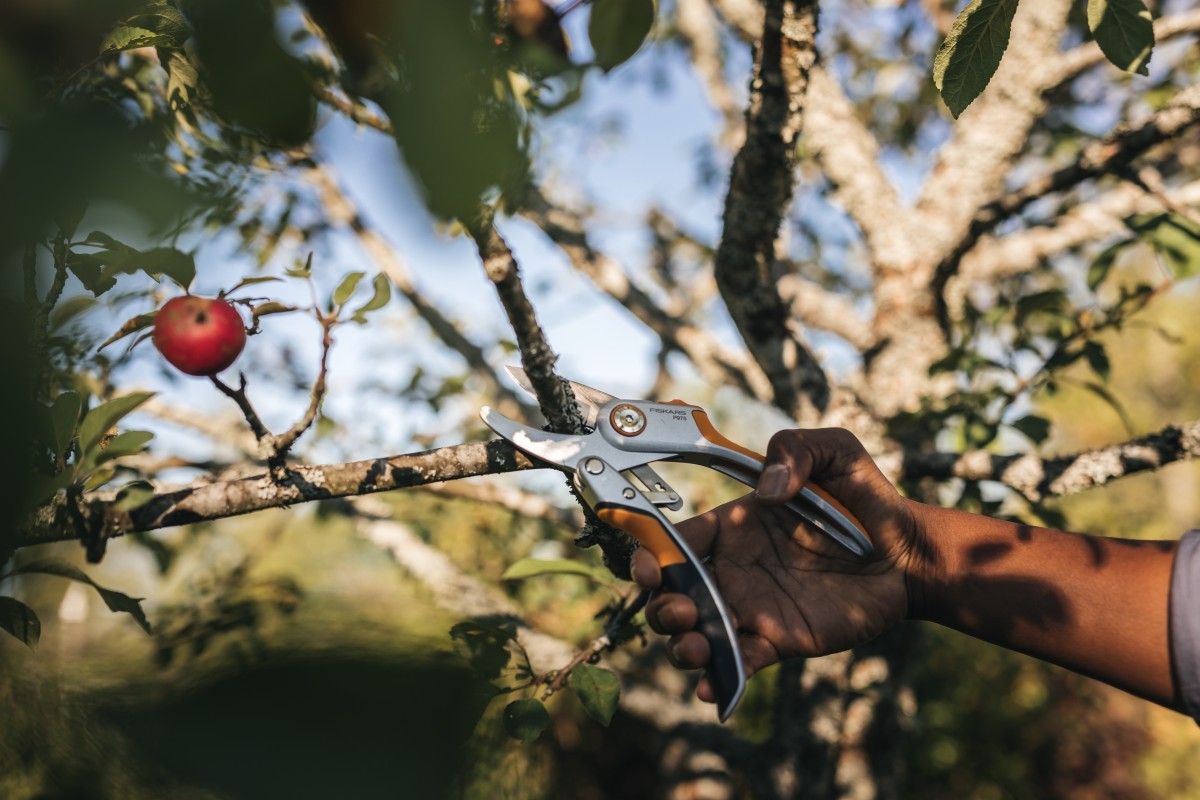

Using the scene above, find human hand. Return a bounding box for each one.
[631,428,920,704]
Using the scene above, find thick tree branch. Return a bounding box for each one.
[902,419,1200,502]
[465,207,635,574]
[19,440,536,549]
[519,189,772,402]
[714,0,829,419]
[913,0,1073,264]
[803,66,904,264]
[933,85,1200,329]
[777,273,874,351]
[944,180,1200,320]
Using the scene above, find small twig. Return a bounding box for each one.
[209,373,273,445]
[311,83,394,135]
[273,308,335,461]
[1122,166,1200,232]
[541,588,650,699]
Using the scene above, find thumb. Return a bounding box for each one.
[756,429,817,504]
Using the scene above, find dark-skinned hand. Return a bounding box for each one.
[630,428,920,704]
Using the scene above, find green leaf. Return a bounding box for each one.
[101,3,190,53]
[78,392,155,456]
[84,466,117,491]
[933,0,1019,118]
[67,253,118,296]
[569,664,620,726]
[134,247,195,289]
[251,301,300,326]
[1080,380,1135,435]
[27,470,75,508]
[1087,0,1154,75]
[6,559,151,633]
[100,25,174,54]
[1010,414,1052,444]
[162,49,198,107]
[1087,241,1127,291]
[49,391,82,462]
[114,482,156,512]
[0,597,41,651]
[131,3,190,41]
[1083,341,1111,382]
[963,416,998,448]
[503,698,550,743]
[93,430,154,466]
[226,275,283,295]
[589,0,657,72]
[351,274,392,323]
[1126,213,1200,278]
[50,295,98,330]
[98,312,156,351]
[332,271,365,308]
[501,558,612,584]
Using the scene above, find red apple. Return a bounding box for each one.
[153,296,247,376]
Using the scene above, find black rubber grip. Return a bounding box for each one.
[660,562,743,720]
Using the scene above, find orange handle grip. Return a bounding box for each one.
[596,506,686,568]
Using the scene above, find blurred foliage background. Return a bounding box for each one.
[2,0,1199,797]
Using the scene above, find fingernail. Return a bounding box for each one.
[757,463,789,501]
[669,640,686,665]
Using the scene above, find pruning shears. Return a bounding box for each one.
[480,367,873,721]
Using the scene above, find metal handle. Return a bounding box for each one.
[579,463,747,722]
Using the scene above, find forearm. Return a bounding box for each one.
[907,502,1181,709]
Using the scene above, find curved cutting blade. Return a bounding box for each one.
[503,366,616,429]
[480,406,590,469]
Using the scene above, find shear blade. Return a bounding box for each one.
[503,365,616,430]
[480,406,590,469]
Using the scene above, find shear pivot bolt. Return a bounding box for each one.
[610,403,647,436]
[622,488,635,499]
[584,458,605,474]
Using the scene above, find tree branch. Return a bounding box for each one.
[1049,9,1200,90]
[465,207,635,575]
[902,419,1200,502]
[944,180,1200,320]
[309,165,524,415]
[933,85,1200,329]
[19,439,536,549]
[466,207,586,434]
[272,307,335,460]
[518,188,772,402]
[913,0,1073,264]
[675,0,745,149]
[777,273,874,350]
[802,66,904,264]
[714,0,829,419]
[209,372,273,445]
[415,479,583,530]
